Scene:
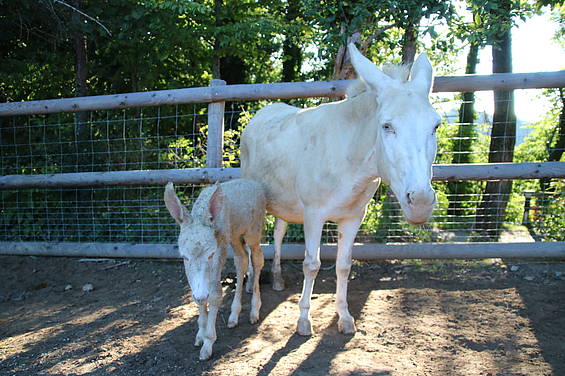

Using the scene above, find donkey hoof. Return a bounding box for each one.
[245,284,253,294]
[249,313,260,325]
[199,344,213,360]
[194,335,204,347]
[338,318,356,334]
[272,279,285,291]
[227,319,238,328]
[296,318,313,336]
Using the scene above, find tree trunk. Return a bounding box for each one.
[332,28,361,81]
[71,0,91,205]
[220,56,247,84]
[447,42,479,218]
[473,23,516,241]
[401,23,418,65]
[212,0,222,79]
[71,0,89,173]
[332,24,395,82]
[281,0,302,83]
[74,35,88,98]
[282,42,302,82]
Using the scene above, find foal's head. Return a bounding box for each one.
[164,183,225,305]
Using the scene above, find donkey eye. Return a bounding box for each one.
[382,122,395,133]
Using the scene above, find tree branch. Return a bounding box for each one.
[52,0,112,36]
[333,23,396,81]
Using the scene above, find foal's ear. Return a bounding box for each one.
[348,43,393,93]
[409,53,434,96]
[208,184,225,224]
[164,182,191,225]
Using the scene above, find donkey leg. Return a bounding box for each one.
[245,249,254,294]
[228,242,247,328]
[271,217,287,291]
[195,303,208,347]
[199,280,222,361]
[247,242,264,324]
[186,258,207,346]
[297,213,324,336]
[335,217,363,334]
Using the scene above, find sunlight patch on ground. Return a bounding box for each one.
[346,287,553,376]
[209,292,339,375]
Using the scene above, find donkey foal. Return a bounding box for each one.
[164,179,266,360]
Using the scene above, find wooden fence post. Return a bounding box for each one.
[206,79,226,168]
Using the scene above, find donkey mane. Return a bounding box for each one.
[346,63,411,98]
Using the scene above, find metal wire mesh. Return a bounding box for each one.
[1,90,563,245]
[0,105,209,174]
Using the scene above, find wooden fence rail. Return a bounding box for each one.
[1,162,564,189]
[1,241,564,260]
[1,71,564,116]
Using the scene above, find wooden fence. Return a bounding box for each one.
[1,71,565,259]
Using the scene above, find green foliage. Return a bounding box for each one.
[299,0,458,79]
[508,88,565,239]
[515,90,564,163]
[453,0,533,48]
[164,136,206,168]
[527,181,565,241]
[1,1,563,244]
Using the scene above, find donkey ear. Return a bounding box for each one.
[208,184,225,224]
[348,43,393,93]
[164,182,191,225]
[409,53,434,96]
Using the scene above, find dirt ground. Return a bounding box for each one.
[1,254,564,376]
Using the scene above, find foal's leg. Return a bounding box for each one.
[200,279,222,360]
[228,239,248,328]
[185,258,207,346]
[246,240,264,324]
[335,216,363,334]
[297,213,324,336]
[272,217,287,291]
[245,249,254,294]
[195,303,208,347]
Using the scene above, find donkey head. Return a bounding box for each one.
[348,43,441,225]
[164,182,225,305]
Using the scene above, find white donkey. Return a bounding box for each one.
[241,43,441,336]
[164,179,266,360]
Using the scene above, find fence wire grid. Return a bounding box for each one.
[1,90,564,245]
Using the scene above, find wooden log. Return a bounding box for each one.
[1,71,564,116]
[1,162,563,189]
[432,162,565,181]
[1,241,564,260]
[0,168,240,189]
[436,71,565,92]
[0,81,348,116]
[206,79,226,168]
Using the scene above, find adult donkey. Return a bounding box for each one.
[241,43,441,336]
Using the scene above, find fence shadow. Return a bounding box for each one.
[512,265,565,375]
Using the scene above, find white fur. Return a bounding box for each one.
[164,179,266,360]
[241,43,441,336]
